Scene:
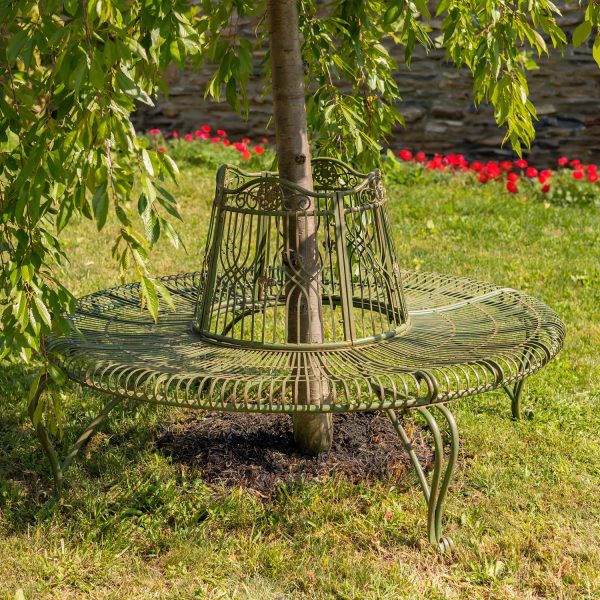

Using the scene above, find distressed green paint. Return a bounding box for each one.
[33,159,564,549]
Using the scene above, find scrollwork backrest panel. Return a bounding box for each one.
[195,160,408,347]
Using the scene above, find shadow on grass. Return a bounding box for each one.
[1,363,435,550]
[155,411,435,500]
[0,365,160,529]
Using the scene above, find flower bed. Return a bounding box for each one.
[392,149,600,207]
[146,126,271,171]
[142,127,599,208]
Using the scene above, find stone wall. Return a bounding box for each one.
[132,7,600,165]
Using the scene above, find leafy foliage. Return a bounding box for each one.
[1,0,599,377]
[0,0,201,366]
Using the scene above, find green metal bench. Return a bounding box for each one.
[32,158,564,550]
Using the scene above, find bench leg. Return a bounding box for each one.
[28,374,124,499]
[387,404,458,552]
[503,378,528,420]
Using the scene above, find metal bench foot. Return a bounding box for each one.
[28,374,123,498]
[387,404,458,552]
[503,378,530,420]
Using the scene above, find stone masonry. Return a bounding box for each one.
[132,6,600,165]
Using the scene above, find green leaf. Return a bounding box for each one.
[155,279,176,311]
[7,30,29,63]
[435,0,450,17]
[140,276,159,321]
[593,35,600,68]
[141,205,160,245]
[225,79,240,114]
[162,219,182,250]
[157,196,182,221]
[572,21,592,49]
[141,149,155,177]
[383,4,402,26]
[155,184,176,204]
[34,297,52,328]
[92,181,109,230]
[115,71,154,106]
[160,153,180,181]
[170,39,181,63]
[48,362,68,385]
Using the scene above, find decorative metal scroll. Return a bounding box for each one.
[193,158,408,349]
[45,158,565,413]
[47,269,565,413]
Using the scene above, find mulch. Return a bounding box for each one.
[155,411,434,499]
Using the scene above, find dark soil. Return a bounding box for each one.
[155,411,433,499]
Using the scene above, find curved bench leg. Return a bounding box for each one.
[28,374,124,498]
[386,405,459,552]
[503,378,527,420]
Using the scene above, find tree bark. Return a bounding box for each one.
[268,0,333,454]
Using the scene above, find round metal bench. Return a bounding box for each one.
[32,159,564,550]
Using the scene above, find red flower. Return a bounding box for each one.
[538,174,548,184]
[569,159,581,167]
[426,159,445,171]
[414,151,426,163]
[485,162,501,178]
[525,167,538,178]
[158,147,167,153]
[573,170,584,180]
[149,128,161,136]
[488,160,500,169]
[260,137,270,144]
[222,139,231,147]
[233,142,247,152]
[507,172,519,183]
[557,157,568,166]
[500,160,513,172]
[211,137,220,143]
[541,184,551,193]
[588,172,599,183]
[254,145,265,155]
[514,159,528,169]
[194,130,203,138]
[201,125,211,133]
[242,137,251,144]
[242,150,251,160]
[184,134,193,142]
[217,129,227,137]
[586,164,597,173]
[506,181,519,193]
[471,161,483,172]
[478,172,488,183]
[446,153,466,168]
[540,169,552,179]
[171,131,179,138]
[398,149,412,161]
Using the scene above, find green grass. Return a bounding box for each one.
[1,160,599,599]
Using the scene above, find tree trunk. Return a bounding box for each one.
[268,0,333,454]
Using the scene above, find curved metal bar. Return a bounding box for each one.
[60,395,124,473]
[28,373,125,497]
[429,404,459,551]
[386,408,430,502]
[218,157,378,196]
[503,378,527,420]
[386,404,459,552]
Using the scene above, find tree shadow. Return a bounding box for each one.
[1,362,435,542]
[155,411,434,500]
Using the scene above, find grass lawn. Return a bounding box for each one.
[1,159,599,599]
